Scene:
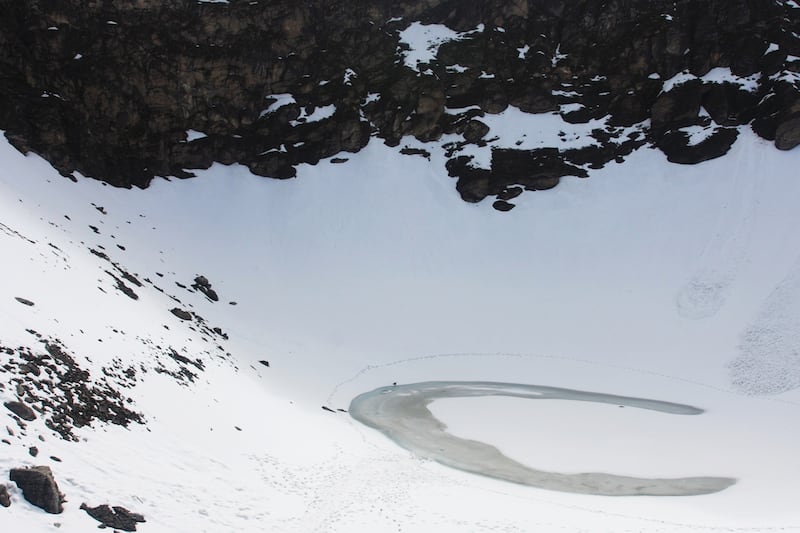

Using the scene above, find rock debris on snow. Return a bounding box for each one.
[0,339,143,441]
[80,503,146,531]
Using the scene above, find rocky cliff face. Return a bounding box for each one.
[1,0,799,208]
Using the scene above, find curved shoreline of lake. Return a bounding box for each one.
[349,381,736,496]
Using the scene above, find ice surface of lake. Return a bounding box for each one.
[350,381,736,496]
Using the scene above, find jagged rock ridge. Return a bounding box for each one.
[0,0,799,208]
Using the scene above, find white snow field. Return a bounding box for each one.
[2,126,800,533]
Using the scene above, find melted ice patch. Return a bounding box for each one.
[350,381,735,496]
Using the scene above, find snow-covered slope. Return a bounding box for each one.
[2,128,800,532]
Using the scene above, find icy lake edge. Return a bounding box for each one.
[350,381,736,496]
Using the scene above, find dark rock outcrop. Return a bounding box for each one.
[9,465,63,514]
[4,401,37,421]
[0,0,798,206]
[80,503,146,532]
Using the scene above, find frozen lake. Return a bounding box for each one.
[350,381,736,496]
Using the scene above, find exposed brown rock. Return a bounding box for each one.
[775,115,800,151]
[492,200,515,212]
[4,401,36,422]
[650,81,704,134]
[9,466,63,514]
[0,484,10,508]
[80,503,146,532]
[497,186,523,201]
[463,120,490,143]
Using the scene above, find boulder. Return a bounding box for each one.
[247,152,297,179]
[496,186,523,201]
[463,120,490,143]
[3,401,36,421]
[492,200,515,211]
[447,157,493,203]
[170,308,193,321]
[0,484,10,508]
[191,276,219,302]
[509,87,558,114]
[80,503,146,532]
[657,127,739,164]
[701,83,758,126]
[9,466,63,514]
[650,81,704,133]
[455,172,492,203]
[775,115,800,151]
[491,148,587,188]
